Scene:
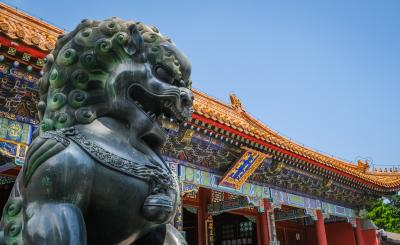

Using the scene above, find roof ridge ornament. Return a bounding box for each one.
[229,93,244,112]
[357,159,370,173]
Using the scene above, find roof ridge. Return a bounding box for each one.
[0,3,63,33]
[0,2,63,51]
[193,89,232,110]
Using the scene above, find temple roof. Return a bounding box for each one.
[0,3,63,52]
[1,2,399,191]
[193,90,400,189]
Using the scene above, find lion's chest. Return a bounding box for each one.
[78,138,163,244]
[86,162,156,244]
[70,131,172,243]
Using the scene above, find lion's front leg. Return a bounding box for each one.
[23,202,86,245]
[5,133,95,245]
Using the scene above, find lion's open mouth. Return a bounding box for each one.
[128,83,189,124]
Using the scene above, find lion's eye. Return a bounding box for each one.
[155,66,174,84]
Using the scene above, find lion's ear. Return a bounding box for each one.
[125,24,147,63]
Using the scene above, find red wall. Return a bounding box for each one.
[288,222,379,245]
[326,222,356,245]
[305,222,357,245]
[363,229,380,245]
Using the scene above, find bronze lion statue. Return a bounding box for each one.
[0,17,193,245]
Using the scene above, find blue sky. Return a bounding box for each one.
[4,0,400,167]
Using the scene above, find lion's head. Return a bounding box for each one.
[38,17,193,148]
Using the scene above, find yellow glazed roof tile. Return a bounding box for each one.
[193,90,400,189]
[0,3,63,51]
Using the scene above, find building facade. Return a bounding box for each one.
[0,3,399,245]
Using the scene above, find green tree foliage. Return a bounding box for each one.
[368,194,400,233]
[390,194,400,210]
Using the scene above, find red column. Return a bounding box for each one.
[197,188,209,245]
[256,211,270,244]
[354,218,365,245]
[316,210,328,245]
[256,215,263,245]
[260,199,271,244]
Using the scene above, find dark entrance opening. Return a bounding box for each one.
[214,212,257,245]
[0,154,15,216]
[183,206,198,245]
[275,206,308,245]
[0,184,12,217]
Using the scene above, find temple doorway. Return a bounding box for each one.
[213,212,258,245]
[183,206,198,245]
[0,184,12,217]
[275,206,307,245]
[276,226,304,245]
